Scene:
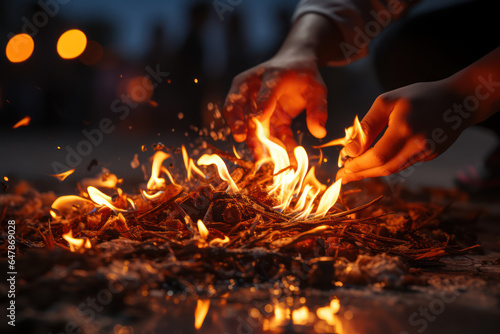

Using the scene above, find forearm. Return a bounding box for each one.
[275,13,346,67]
[446,47,500,126]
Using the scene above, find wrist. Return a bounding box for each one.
[275,13,344,67]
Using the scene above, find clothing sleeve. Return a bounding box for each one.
[292,0,420,64]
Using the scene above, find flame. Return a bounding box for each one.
[253,118,341,219]
[313,116,367,167]
[49,168,75,181]
[62,230,92,252]
[12,116,31,129]
[182,145,206,181]
[316,298,340,326]
[292,306,309,325]
[197,154,239,193]
[51,195,94,218]
[142,151,172,200]
[87,186,128,213]
[197,219,209,240]
[194,299,210,329]
[274,304,287,323]
[81,172,118,188]
[313,178,342,218]
[209,235,230,246]
[232,145,242,159]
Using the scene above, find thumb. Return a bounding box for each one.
[346,94,394,156]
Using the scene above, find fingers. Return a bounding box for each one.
[255,71,281,122]
[223,71,262,142]
[271,120,297,157]
[344,94,394,157]
[305,78,328,139]
[337,134,436,184]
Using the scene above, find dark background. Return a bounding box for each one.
[0,0,495,193]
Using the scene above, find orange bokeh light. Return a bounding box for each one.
[6,33,34,63]
[57,29,87,59]
[126,76,154,103]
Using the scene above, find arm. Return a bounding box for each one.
[223,0,418,156]
[337,47,500,183]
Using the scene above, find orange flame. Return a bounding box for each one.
[316,298,340,326]
[253,118,341,219]
[194,299,210,329]
[197,219,209,240]
[197,154,239,193]
[12,116,31,129]
[142,151,172,200]
[81,172,118,189]
[209,235,230,247]
[182,145,206,181]
[87,186,128,213]
[51,195,94,218]
[49,168,75,181]
[62,230,92,252]
[292,306,309,325]
[232,145,242,159]
[313,116,367,167]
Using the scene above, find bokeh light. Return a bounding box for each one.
[6,34,35,63]
[126,76,154,103]
[57,29,87,59]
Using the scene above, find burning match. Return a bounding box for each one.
[1,1,500,334]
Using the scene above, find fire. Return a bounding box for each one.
[12,116,31,129]
[194,299,210,329]
[232,145,242,159]
[50,195,94,218]
[62,230,91,252]
[87,186,128,213]
[316,298,340,326]
[182,145,206,181]
[197,154,239,193]
[313,116,367,167]
[197,219,209,240]
[253,118,341,219]
[209,235,230,246]
[292,306,309,325]
[142,151,173,200]
[49,168,75,181]
[81,172,118,188]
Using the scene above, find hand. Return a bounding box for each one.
[337,80,470,183]
[223,54,328,157]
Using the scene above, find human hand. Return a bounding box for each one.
[337,80,470,183]
[223,54,328,158]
